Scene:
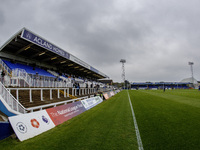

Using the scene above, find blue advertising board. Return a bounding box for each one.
[21,29,70,60]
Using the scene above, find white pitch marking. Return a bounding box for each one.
[127,90,144,150]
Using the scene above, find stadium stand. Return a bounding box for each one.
[0,27,114,120]
[131,82,191,90]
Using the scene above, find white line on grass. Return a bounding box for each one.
[127,90,144,150]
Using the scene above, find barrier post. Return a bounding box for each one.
[29,89,32,102]
[50,89,52,100]
[72,88,74,96]
[67,88,69,97]
[64,89,66,98]
[16,89,19,101]
[82,88,84,95]
[41,89,44,101]
[58,89,60,98]
[75,88,77,96]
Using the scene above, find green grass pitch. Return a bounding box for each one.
[130,89,200,150]
[0,89,200,150]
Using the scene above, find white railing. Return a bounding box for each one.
[12,68,32,86]
[8,88,71,102]
[10,69,73,88]
[0,82,91,114]
[0,82,26,114]
[26,96,88,112]
[32,79,72,88]
[0,59,12,76]
[0,60,112,90]
[0,79,115,115]
[8,87,97,103]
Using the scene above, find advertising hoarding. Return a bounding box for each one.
[9,96,103,141]
[81,96,103,110]
[9,110,55,141]
[46,101,86,126]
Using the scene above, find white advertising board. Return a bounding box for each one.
[110,91,115,96]
[81,96,103,110]
[8,110,55,141]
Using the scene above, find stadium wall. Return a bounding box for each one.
[0,122,14,140]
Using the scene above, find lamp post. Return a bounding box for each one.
[188,62,194,87]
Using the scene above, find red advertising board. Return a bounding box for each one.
[103,93,109,100]
[46,101,86,126]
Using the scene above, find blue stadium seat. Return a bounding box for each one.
[3,60,55,78]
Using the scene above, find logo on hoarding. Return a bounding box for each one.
[16,122,27,134]
[30,119,40,128]
[25,32,32,40]
[42,115,49,124]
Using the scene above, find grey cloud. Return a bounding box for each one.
[0,0,200,82]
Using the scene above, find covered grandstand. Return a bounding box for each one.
[0,28,108,80]
[0,28,114,118]
[0,28,110,88]
[0,28,118,141]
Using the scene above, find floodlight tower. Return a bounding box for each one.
[120,59,126,89]
[188,62,194,86]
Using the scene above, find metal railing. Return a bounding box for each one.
[7,87,97,103]
[8,87,71,102]
[0,80,116,115]
[10,68,73,88]
[12,68,32,86]
[0,82,26,114]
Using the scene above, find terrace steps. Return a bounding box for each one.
[9,88,94,109]
[10,89,71,108]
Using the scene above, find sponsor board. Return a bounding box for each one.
[103,91,117,100]
[103,93,110,100]
[110,91,115,96]
[46,101,86,126]
[8,110,55,141]
[81,96,103,110]
[9,96,103,141]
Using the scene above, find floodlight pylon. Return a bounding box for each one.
[188,62,194,85]
[120,59,126,86]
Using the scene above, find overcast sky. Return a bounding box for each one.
[0,0,200,82]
